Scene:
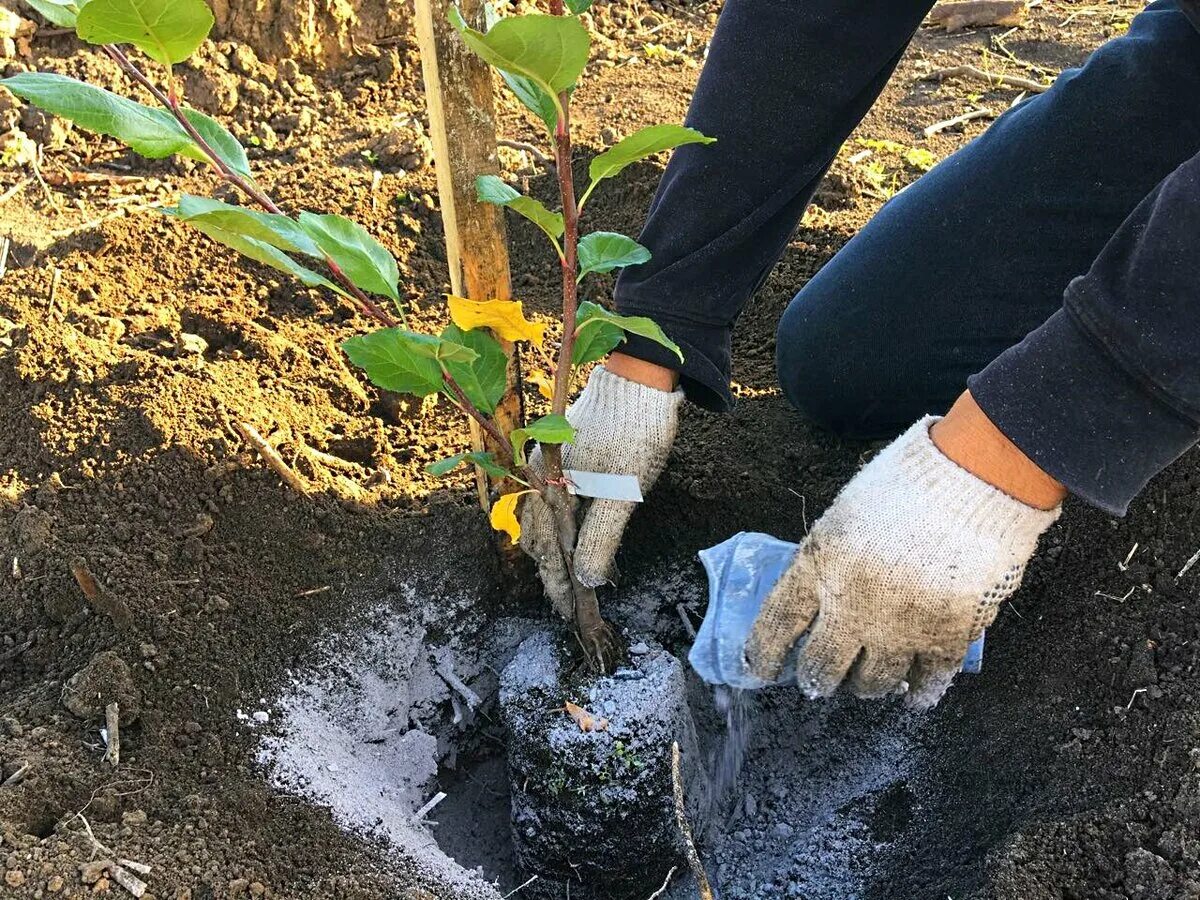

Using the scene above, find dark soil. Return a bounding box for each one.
[4,1,1197,899]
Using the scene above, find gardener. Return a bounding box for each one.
[521,0,1200,709]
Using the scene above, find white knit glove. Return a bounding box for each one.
[520,366,683,619]
[746,417,1060,710]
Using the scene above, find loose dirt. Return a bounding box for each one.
[4,1,1197,899]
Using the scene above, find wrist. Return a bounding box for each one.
[931,391,1066,511]
[605,352,680,393]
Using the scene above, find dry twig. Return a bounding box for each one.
[676,603,697,640]
[413,791,447,822]
[70,557,135,631]
[671,741,713,900]
[646,866,678,899]
[234,421,311,494]
[103,702,121,768]
[926,64,1051,93]
[923,107,994,137]
[112,864,148,897]
[1,761,31,787]
[1177,546,1200,579]
[499,138,557,173]
[0,178,30,205]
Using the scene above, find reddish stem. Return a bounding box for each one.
[441,367,544,491]
[543,93,581,485]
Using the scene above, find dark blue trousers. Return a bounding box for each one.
[776,2,1200,440]
[616,0,1200,514]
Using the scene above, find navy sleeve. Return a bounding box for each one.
[613,0,936,411]
[970,151,1200,516]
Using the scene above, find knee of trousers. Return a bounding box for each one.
[775,287,897,440]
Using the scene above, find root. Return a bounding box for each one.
[573,586,621,674]
[671,741,713,900]
[542,477,624,673]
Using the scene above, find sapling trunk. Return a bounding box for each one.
[539,5,619,673]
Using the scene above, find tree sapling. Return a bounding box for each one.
[4,0,713,672]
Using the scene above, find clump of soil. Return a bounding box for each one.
[500,631,700,899]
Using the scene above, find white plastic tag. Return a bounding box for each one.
[564,470,643,502]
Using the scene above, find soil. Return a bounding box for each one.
[3,1,1197,899]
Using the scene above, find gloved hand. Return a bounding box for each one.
[520,365,683,618]
[745,416,1060,709]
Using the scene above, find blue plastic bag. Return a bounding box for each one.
[689,531,985,689]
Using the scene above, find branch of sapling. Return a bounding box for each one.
[101,44,399,328]
[440,366,544,491]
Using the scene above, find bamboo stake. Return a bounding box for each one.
[415,0,523,518]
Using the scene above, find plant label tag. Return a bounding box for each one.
[564,470,643,503]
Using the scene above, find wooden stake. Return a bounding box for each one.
[415,0,523,519]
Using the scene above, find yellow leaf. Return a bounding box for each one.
[527,371,555,400]
[563,700,609,733]
[490,490,533,544]
[447,296,546,347]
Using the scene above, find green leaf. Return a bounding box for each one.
[76,0,214,66]
[574,300,682,363]
[1,72,194,159]
[565,0,593,12]
[341,328,445,397]
[180,108,251,179]
[476,175,563,249]
[510,413,575,466]
[482,3,558,133]
[588,124,715,184]
[571,314,624,366]
[501,71,558,134]
[178,214,350,299]
[441,324,507,415]
[449,8,589,123]
[383,330,478,365]
[23,0,79,28]
[297,212,400,302]
[427,451,512,479]
[0,74,248,177]
[174,195,319,256]
[577,232,651,280]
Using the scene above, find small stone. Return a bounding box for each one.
[600,126,619,146]
[176,332,208,356]
[628,642,650,655]
[249,882,266,897]
[0,128,36,168]
[79,860,109,884]
[228,877,250,896]
[62,651,141,723]
[772,823,794,839]
[80,314,126,344]
[4,869,25,887]
[228,44,261,76]
[372,117,433,173]
[270,107,316,134]
[47,874,65,892]
[121,809,147,827]
[252,122,277,150]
